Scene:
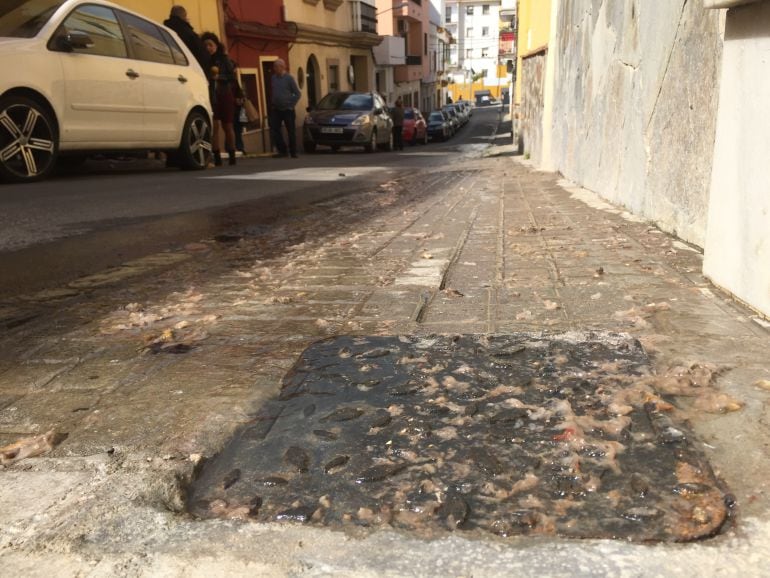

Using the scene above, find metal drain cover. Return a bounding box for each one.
[188,334,730,542]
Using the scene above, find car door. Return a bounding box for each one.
[373,94,390,143]
[117,11,190,144]
[51,4,144,145]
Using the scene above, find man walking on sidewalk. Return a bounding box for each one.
[270,59,301,158]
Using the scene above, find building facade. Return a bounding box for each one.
[114,0,222,37]
[284,0,380,118]
[421,0,440,113]
[222,0,293,154]
[498,0,516,106]
[375,0,424,108]
[445,0,507,102]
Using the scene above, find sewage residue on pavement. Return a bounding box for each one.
[188,334,730,542]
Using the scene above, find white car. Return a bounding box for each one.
[0,0,213,182]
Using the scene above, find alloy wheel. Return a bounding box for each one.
[188,116,212,168]
[0,101,56,180]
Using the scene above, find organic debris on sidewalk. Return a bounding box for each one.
[189,334,731,542]
[0,430,65,465]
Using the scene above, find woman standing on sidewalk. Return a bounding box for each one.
[201,32,242,166]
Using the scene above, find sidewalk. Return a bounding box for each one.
[1,148,769,576]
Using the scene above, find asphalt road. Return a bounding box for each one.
[0,106,507,299]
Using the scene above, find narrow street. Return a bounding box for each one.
[1,107,769,575]
[0,107,503,298]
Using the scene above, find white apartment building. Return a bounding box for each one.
[444,1,503,88]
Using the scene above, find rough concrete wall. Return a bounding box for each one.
[520,51,547,163]
[550,0,724,247]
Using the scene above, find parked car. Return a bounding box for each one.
[442,105,462,133]
[401,107,427,145]
[0,0,213,183]
[452,102,470,125]
[304,92,393,153]
[456,100,473,117]
[426,110,451,141]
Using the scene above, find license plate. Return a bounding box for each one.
[321,127,344,134]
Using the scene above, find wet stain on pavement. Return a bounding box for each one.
[188,334,730,542]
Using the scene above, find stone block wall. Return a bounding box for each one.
[520,50,547,163]
[550,0,724,247]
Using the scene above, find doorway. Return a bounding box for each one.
[261,61,275,112]
[306,54,320,107]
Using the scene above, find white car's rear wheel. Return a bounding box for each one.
[0,96,58,183]
[178,110,212,170]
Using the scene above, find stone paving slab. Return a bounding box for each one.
[189,333,730,543]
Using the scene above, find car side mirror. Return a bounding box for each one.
[56,31,94,52]
[374,107,383,115]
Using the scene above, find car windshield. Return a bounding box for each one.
[429,112,444,121]
[316,93,373,111]
[404,109,415,120]
[0,0,63,38]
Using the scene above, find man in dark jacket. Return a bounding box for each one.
[164,6,208,69]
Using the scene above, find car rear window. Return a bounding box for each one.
[317,93,373,111]
[160,28,188,66]
[1,0,63,38]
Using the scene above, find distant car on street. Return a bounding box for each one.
[456,100,473,117]
[427,110,451,141]
[0,0,213,183]
[477,95,499,107]
[452,102,470,125]
[303,91,393,153]
[442,105,462,132]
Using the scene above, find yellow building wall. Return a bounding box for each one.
[515,0,552,104]
[282,0,376,121]
[448,81,505,103]
[284,0,348,30]
[111,0,222,36]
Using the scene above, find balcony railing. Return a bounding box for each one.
[351,1,378,34]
